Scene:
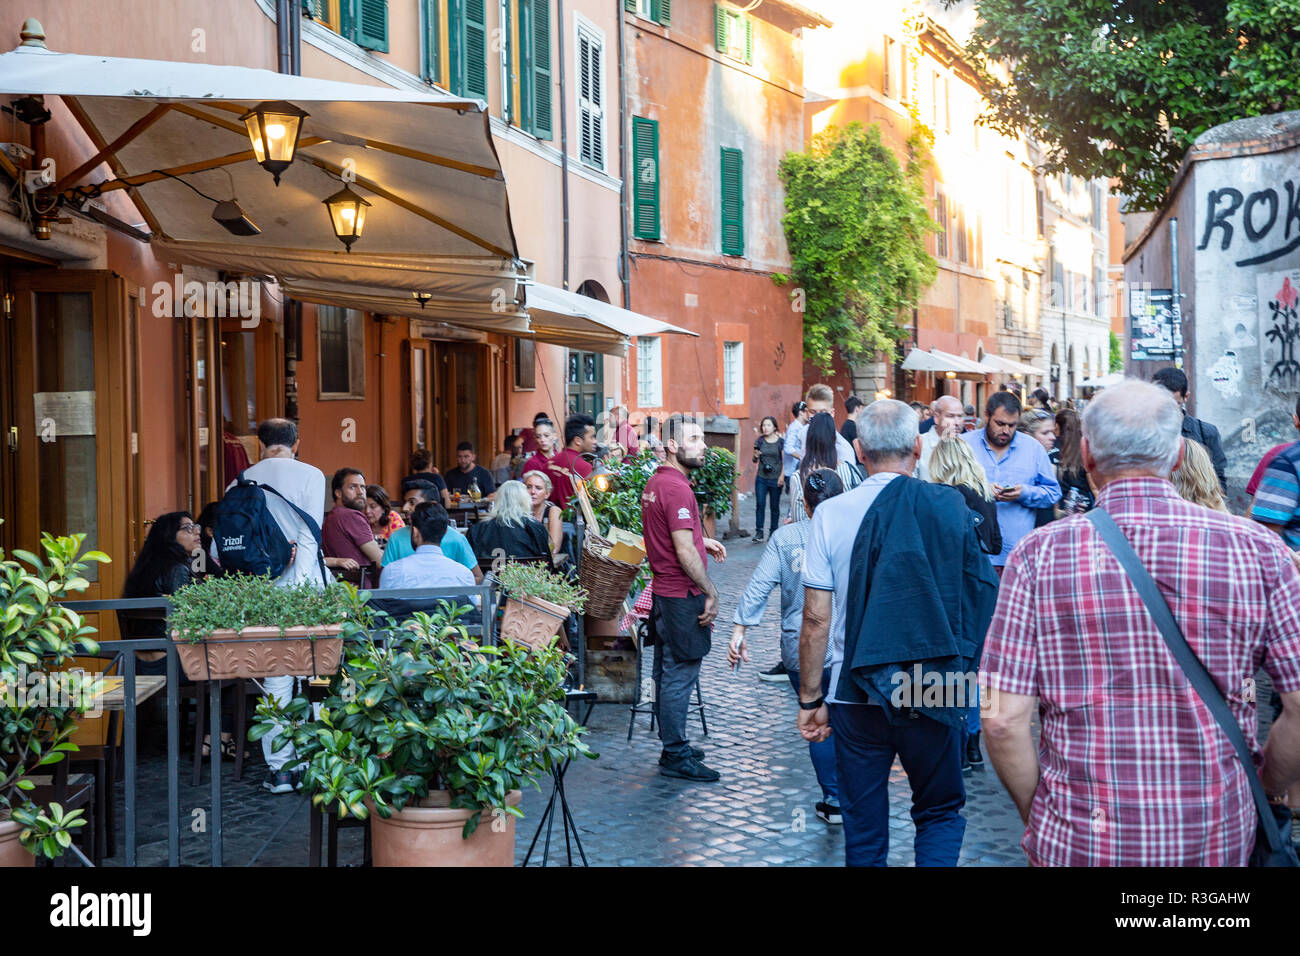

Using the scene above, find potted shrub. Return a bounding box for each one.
[496,560,587,650]
[1,533,107,866]
[691,446,737,539]
[168,574,354,680]
[250,602,594,866]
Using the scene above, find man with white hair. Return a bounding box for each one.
[983,379,1300,866]
[798,399,999,866]
[914,395,965,481]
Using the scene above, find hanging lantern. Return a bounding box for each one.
[240,101,308,185]
[323,185,370,252]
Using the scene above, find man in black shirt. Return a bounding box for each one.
[1152,367,1227,493]
[841,395,864,445]
[445,441,497,499]
[401,448,450,507]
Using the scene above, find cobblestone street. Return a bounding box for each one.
[98,494,1031,867]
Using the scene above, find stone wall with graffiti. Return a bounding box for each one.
[1174,122,1300,508]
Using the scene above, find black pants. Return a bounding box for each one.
[755,476,782,535]
[648,593,712,760]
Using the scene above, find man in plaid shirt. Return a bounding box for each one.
[982,380,1300,866]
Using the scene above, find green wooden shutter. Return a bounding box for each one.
[422,0,441,85]
[720,147,743,256]
[743,16,753,64]
[530,0,552,138]
[353,0,389,52]
[714,4,728,52]
[632,117,660,241]
[302,0,326,20]
[655,0,671,25]
[624,0,636,10]
[463,0,487,98]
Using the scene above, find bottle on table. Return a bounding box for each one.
[469,478,481,502]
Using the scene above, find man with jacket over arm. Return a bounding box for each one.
[796,399,999,866]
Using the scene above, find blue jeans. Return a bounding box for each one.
[787,670,839,804]
[829,703,966,867]
[754,476,782,534]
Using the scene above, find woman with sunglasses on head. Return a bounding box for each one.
[751,415,785,542]
[1018,410,1058,527]
[787,412,861,523]
[729,467,845,825]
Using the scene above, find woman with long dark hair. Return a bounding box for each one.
[364,484,405,549]
[1054,408,1094,514]
[751,415,784,542]
[787,412,860,522]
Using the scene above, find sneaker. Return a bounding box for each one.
[263,769,302,794]
[753,530,765,543]
[966,730,984,767]
[659,755,720,782]
[659,747,704,765]
[815,802,843,825]
[758,662,788,683]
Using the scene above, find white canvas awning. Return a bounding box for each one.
[901,348,996,378]
[979,353,1048,377]
[522,284,697,355]
[279,276,531,335]
[0,39,519,263]
[1078,372,1124,390]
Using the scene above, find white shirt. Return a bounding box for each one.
[783,419,808,477]
[801,471,904,703]
[914,428,944,482]
[235,456,328,589]
[380,544,477,595]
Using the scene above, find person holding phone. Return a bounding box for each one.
[961,391,1061,574]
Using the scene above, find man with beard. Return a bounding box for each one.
[961,391,1060,572]
[322,467,383,574]
[643,414,728,782]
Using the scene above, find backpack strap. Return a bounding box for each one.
[244,479,331,587]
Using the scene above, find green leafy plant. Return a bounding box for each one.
[778,122,937,373]
[1,533,109,858]
[168,574,354,643]
[1110,331,1124,374]
[496,561,587,613]
[950,0,1300,209]
[584,449,658,536]
[691,447,737,520]
[250,603,594,837]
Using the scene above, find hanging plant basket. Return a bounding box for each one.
[170,624,344,681]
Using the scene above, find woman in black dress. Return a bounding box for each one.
[751,415,784,542]
[925,437,1002,557]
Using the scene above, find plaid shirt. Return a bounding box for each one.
[983,477,1300,867]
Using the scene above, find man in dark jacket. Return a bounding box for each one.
[797,399,998,866]
[1152,367,1227,492]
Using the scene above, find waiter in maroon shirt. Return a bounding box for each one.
[643,414,727,782]
[531,414,596,509]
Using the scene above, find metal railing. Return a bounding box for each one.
[57,584,496,867]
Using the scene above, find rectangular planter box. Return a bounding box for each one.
[170,624,344,681]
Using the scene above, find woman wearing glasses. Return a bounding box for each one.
[729,467,845,825]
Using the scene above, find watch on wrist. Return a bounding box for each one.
[798,696,825,711]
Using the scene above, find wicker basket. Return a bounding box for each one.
[579,531,643,620]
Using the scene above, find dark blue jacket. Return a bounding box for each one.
[837,475,999,728]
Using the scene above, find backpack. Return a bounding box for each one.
[212,478,328,582]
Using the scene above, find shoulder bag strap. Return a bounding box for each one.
[249,480,331,587]
[1084,508,1284,854]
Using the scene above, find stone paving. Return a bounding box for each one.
[93,493,1037,867]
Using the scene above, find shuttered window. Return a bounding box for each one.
[935,188,948,259]
[628,0,670,25]
[450,0,488,99]
[351,0,389,52]
[577,24,603,168]
[720,147,744,256]
[632,117,660,241]
[520,0,552,138]
[421,0,441,86]
[715,5,751,63]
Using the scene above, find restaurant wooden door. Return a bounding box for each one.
[4,269,136,639]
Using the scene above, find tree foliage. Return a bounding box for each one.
[1110,330,1124,373]
[777,122,938,374]
[955,0,1300,209]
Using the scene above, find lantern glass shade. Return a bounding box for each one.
[324,185,370,251]
[240,101,308,185]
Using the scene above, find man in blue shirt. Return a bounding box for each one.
[381,502,478,593]
[782,400,810,490]
[381,479,481,583]
[961,391,1061,568]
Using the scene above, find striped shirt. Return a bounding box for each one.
[1249,441,1300,548]
[984,477,1300,866]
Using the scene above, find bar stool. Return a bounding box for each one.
[627,620,708,741]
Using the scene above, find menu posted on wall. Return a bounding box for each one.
[1129,288,1180,361]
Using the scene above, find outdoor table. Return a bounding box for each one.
[94,674,166,710]
[448,499,489,527]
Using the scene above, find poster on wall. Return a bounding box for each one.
[1129,289,1179,361]
[1258,269,1300,394]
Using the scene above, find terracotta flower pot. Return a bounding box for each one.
[0,818,32,868]
[170,623,344,681]
[369,790,522,867]
[499,595,570,650]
